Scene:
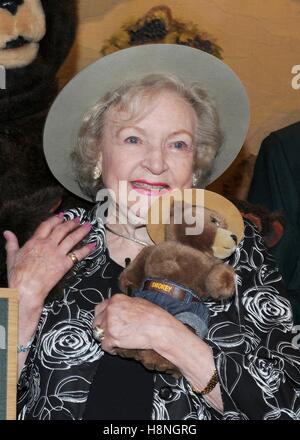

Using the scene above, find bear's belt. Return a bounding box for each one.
[142,278,199,302]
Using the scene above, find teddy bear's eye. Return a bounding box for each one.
[210,216,220,227]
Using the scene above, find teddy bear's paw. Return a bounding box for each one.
[205,265,235,300]
[116,347,140,361]
[136,349,181,377]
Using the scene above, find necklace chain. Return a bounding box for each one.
[104,224,149,247]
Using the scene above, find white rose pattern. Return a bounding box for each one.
[39,318,102,370]
[17,206,300,420]
[243,290,293,333]
[244,347,285,396]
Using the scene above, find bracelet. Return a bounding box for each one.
[191,369,219,395]
[17,337,34,354]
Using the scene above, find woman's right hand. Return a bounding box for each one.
[4,214,95,310]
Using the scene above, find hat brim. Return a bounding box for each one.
[147,188,244,245]
[44,44,250,201]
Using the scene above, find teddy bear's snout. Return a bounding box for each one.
[0,0,24,16]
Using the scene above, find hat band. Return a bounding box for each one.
[142,278,199,303]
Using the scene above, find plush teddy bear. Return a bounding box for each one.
[116,196,238,377]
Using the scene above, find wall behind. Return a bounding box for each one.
[58,0,300,197]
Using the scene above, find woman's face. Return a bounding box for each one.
[98,90,197,224]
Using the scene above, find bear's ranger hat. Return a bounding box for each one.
[43,44,249,202]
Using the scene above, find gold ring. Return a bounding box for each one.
[93,325,105,342]
[67,252,79,265]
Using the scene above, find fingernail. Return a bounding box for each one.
[56,212,65,218]
[83,222,92,229]
[88,242,97,250]
[3,230,9,239]
[73,217,81,224]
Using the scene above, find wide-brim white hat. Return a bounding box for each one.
[44,44,249,201]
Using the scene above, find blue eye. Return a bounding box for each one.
[125,136,140,144]
[173,141,187,149]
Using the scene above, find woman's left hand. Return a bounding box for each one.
[94,293,224,411]
[93,293,175,355]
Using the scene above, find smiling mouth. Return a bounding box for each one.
[3,36,32,50]
[131,180,170,192]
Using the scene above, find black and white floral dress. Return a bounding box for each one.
[17,204,300,420]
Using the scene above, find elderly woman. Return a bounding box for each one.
[5,45,300,420]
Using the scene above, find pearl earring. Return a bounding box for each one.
[192,173,198,187]
[93,166,101,180]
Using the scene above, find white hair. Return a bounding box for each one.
[71,73,223,200]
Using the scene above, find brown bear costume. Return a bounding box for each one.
[0,0,92,286]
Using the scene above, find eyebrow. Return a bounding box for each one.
[115,125,146,137]
[169,130,194,140]
[116,126,194,140]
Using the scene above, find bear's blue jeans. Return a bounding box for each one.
[132,288,209,338]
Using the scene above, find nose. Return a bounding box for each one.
[231,234,237,244]
[0,0,23,15]
[142,146,168,175]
